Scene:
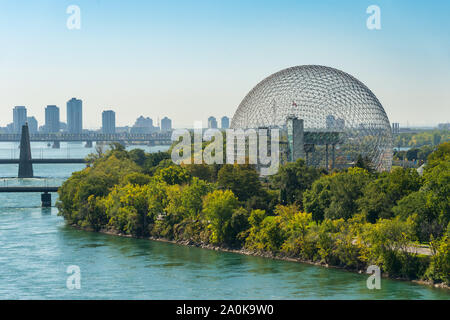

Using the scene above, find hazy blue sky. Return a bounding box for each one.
[0,0,449,128]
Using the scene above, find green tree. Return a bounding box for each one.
[181,177,214,219]
[304,167,371,221]
[202,190,240,245]
[270,158,322,206]
[426,236,450,285]
[217,164,263,202]
[120,172,152,186]
[155,164,191,185]
[357,168,423,222]
[354,154,374,173]
[360,216,419,278]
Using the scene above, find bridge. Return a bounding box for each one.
[0,132,173,145]
[0,124,91,178]
[0,158,86,164]
[0,186,59,193]
[0,186,59,207]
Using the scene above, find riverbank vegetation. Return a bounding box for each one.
[57,142,450,286]
[394,129,449,148]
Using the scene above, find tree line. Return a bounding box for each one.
[57,142,450,286]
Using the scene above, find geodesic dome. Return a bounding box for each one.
[231,65,393,171]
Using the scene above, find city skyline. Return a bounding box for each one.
[0,1,449,128]
[3,102,233,130]
[2,102,447,132]
[3,103,233,132]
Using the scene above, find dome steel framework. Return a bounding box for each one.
[231,65,393,171]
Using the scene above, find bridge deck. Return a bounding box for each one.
[0,187,59,192]
[0,159,86,164]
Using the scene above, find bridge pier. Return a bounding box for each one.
[52,141,60,149]
[41,192,51,207]
[18,124,33,178]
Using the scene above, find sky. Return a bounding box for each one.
[0,0,449,129]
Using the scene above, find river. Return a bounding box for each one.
[0,142,448,299]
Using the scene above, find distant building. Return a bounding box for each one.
[27,116,38,134]
[13,106,27,133]
[102,110,116,134]
[131,116,156,134]
[161,117,172,132]
[392,122,400,135]
[45,105,60,133]
[437,123,449,130]
[67,98,83,134]
[6,123,14,133]
[208,116,218,129]
[59,122,67,132]
[326,115,345,130]
[221,116,230,129]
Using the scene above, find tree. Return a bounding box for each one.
[426,236,450,285]
[270,158,322,207]
[304,167,371,221]
[427,141,450,169]
[354,154,374,173]
[120,172,152,186]
[202,190,240,245]
[357,168,423,222]
[360,216,418,278]
[303,174,332,222]
[217,164,263,202]
[406,148,419,161]
[102,183,155,236]
[128,148,147,167]
[393,143,450,241]
[143,152,171,174]
[155,164,191,185]
[57,153,141,226]
[181,178,214,219]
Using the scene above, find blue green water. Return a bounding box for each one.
[0,142,449,299]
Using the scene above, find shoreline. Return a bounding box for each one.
[73,224,450,291]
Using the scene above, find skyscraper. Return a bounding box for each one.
[221,116,230,129]
[67,98,83,134]
[27,116,38,134]
[13,106,27,133]
[161,116,172,132]
[208,116,217,129]
[45,105,60,133]
[102,110,116,134]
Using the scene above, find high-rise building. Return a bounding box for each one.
[13,106,27,133]
[27,116,38,134]
[392,122,400,135]
[45,105,60,133]
[208,116,217,129]
[221,116,230,129]
[161,117,172,132]
[67,98,83,134]
[102,110,116,134]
